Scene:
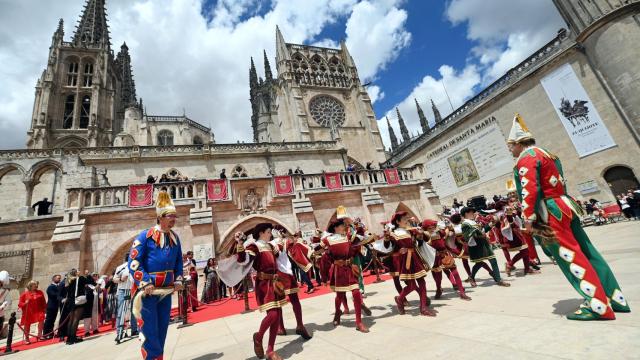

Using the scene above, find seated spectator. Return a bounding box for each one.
[219,169,227,179]
[365,162,373,170]
[294,166,304,174]
[288,168,294,175]
[146,175,157,184]
[158,174,170,183]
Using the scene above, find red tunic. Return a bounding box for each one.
[429,230,457,272]
[322,234,360,292]
[498,213,528,252]
[287,238,313,273]
[388,228,428,280]
[18,290,46,325]
[240,241,287,311]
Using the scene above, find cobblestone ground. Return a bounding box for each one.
[7,221,640,360]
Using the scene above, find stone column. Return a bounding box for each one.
[18,179,38,217]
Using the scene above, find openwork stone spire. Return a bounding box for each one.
[415,98,429,133]
[263,50,273,82]
[116,42,137,106]
[387,116,399,150]
[431,98,443,124]
[73,0,110,48]
[396,107,410,142]
[249,57,259,142]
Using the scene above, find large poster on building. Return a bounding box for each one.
[540,63,616,157]
[425,117,513,198]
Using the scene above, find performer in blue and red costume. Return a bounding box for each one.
[128,191,184,359]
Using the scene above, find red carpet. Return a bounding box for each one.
[1,273,391,353]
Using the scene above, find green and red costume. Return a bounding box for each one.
[514,146,630,320]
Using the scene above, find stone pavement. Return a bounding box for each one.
[8,222,640,360]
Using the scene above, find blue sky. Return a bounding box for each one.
[0,0,565,149]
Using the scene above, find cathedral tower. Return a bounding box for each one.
[27,0,132,149]
[249,26,386,165]
[553,0,640,138]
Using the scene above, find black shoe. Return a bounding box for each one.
[531,264,541,271]
[130,331,139,337]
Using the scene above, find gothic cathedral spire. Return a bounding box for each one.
[249,57,259,142]
[431,99,443,124]
[415,98,429,133]
[116,42,137,107]
[396,107,410,142]
[387,117,399,150]
[72,0,110,48]
[263,50,273,82]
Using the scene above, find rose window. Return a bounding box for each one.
[309,96,346,128]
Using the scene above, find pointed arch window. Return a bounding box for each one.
[67,62,79,86]
[79,95,91,128]
[193,135,203,145]
[62,94,75,129]
[157,130,174,146]
[83,62,94,87]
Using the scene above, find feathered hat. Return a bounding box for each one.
[155,191,176,217]
[507,113,534,144]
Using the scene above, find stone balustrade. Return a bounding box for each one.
[64,166,426,212]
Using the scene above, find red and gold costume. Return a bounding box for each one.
[423,220,470,300]
[385,212,435,317]
[446,216,473,280]
[321,224,368,332]
[237,233,287,360]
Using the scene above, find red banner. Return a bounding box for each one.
[128,184,153,207]
[384,168,401,185]
[273,175,294,196]
[324,172,343,191]
[207,179,229,202]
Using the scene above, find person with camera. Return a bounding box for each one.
[114,254,138,342]
[64,268,88,345]
[128,192,184,359]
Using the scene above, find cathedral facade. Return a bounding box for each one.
[0,0,436,301]
[386,0,640,205]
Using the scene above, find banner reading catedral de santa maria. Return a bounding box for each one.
[425,116,513,198]
[540,63,616,157]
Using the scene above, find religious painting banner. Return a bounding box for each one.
[424,116,513,198]
[128,184,153,207]
[324,172,343,191]
[207,179,229,202]
[384,168,401,185]
[273,175,294,196]
[540,63,616,157]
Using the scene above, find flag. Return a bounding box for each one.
[128,184,153,207]
[384,168,400,185]
[207,179,229,202]
[324,172,343,191]
[273,175,294,196]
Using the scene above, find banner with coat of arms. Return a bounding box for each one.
[128,184,153,207]
[384,168,400,185]
[273,175,294,196]
[207,179,229,202]
[324,172,343,191]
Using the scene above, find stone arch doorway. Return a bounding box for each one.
[603,165,639,197]
[218,214,294,255]
[101,236,135,276]
[395,202,420,224]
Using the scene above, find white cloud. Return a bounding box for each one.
[379,0,566,149]
[344,0,411,81]
[446,0,565,84]
[378,65,481,149]
[367,85,384,104]
[0,0,410,149]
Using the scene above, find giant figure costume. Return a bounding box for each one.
[508,114,630,320]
